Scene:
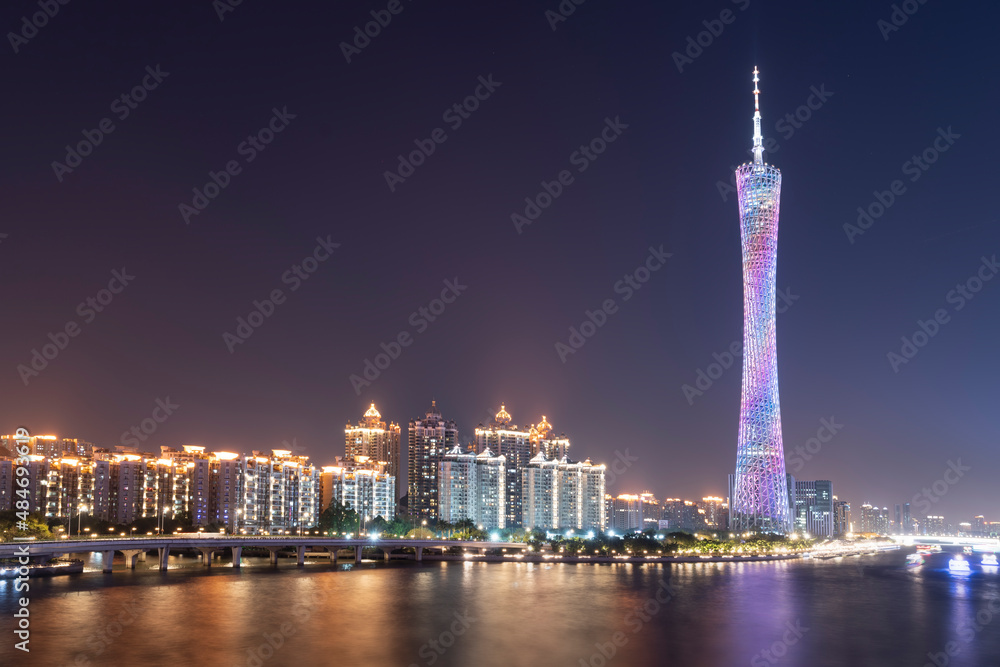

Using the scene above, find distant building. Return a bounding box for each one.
[793,480,834,538]
[701,496,728,531]
[661,498,704,533]
[924,515,945,536]
[345,403,401,491]
[407,400,458,520]
[833,497,850,536]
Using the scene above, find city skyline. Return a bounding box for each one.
[3,2,997,532]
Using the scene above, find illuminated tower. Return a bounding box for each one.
[732,67,792,534]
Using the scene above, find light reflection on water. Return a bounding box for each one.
[1,550,998,666]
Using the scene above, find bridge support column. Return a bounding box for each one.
[267,548,279,565]
[355,545,362,562]
[137,550,147,562]
[120,550,142,570]
[296,546,305,566]
[329,548,338,564]
[102,550,115,573]
[158,547,170,570]
[232,547,242,568]
[416,547,423,562]
[197,548,216,567]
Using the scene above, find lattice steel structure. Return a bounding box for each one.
[731,68,792,534]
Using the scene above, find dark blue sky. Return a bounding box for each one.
[2,0,997,525]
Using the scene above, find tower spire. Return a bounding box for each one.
[752,66,764,164]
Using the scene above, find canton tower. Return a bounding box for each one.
[732,67,791,534]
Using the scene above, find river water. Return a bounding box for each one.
[2,549,998,666]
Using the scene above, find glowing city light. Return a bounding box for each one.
[732,67,792,535]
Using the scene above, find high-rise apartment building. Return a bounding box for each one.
[345,403,401,488]
[475,405,532,527]
[522,453,605,532]
[319,456,395,525]
[407,400,458,520]
[438,446,506,529]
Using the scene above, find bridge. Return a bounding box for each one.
[0,536,526,572]
[894,535,1000,549]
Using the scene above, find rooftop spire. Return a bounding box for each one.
[752,66,764,164]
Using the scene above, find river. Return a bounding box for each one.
[2,549,998,666]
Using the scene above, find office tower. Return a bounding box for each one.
[925,515,945,536]
[345,403,401,487]
[903,503,911,533]
[894,504,902,535]
[973,515,987,537]
[792,480,834,538]
[731,69,791,534]
[475,405,532,527]
[407,400,458,520]
[320,456,395,526]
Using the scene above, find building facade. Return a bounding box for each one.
[407,400,458,520]
[345,403,401,490]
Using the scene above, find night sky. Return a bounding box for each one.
[3,1,998,524]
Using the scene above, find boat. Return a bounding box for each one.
[982,554,999,567]
[948,556,972,573]
[906,554,924,566]
[0,558,84,578]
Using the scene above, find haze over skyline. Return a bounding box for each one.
[2,1,998,524]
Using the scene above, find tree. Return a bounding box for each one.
[0,511,51,540]
[318,499,359,536]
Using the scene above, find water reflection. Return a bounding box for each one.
[1,550,999,666]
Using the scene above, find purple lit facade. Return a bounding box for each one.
[732,68,792,534]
